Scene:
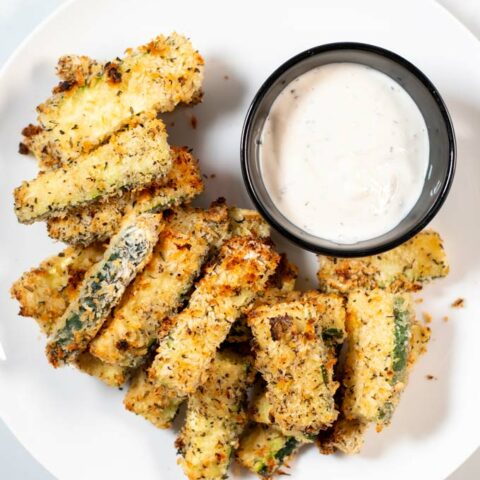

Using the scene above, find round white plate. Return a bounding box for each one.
[0,0,479,479]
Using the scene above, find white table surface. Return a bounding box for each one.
[1,0,479,478]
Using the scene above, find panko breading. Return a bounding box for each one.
[408,320,431,368]
[176,351,254,480]
[318,230,449,293]
[47,146,203,245]
[14,115,171,224]
[319,316,430,454]
[228,207,270,239]
[89,203,230,368]
[74,352,132,388]
[55,54,105,87]
[124,368,185,429]
[148,236,280,396]
[236,423,301,477]
[248,291,343,436]
[25,33,204,166]
[342,290,415,427]
[46,213,162,367]
[10,243,131,387]
[317,417,368,455]
[225,254,299,345]
[11,244,105,335]
[250,389,313,443]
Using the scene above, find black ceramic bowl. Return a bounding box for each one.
[241,42,456,257]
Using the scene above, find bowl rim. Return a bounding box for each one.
[240,41,456,257]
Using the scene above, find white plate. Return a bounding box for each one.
[0,0,479,479]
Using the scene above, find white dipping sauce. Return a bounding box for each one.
[260,62,429,244]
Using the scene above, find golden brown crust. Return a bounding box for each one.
[10,244,105,334]
[317,230,449,293]
[46,146,204,245]
[248,291,343,436]
[148,236,280,396]
[29,33,204,166]
[124,368,184,428]
[89,203,229,367]
[14,115,171,224]
[176,351,254,480]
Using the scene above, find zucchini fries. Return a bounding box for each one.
[46,146,203,245]
[46,213,162,367]
[176,351,254,480]
[148,236,280,395]
[89,203,230,367]
[15,115,171,224]
[25,33,203,166]
[318,230,449,293]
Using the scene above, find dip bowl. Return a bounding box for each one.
[241,42,456,256]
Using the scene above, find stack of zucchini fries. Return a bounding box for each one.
[11,32,450,480]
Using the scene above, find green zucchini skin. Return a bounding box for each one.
[176,351,254,480]
[46,213,161,367]
[342,290,414,428]
[236,423,301,477]
[392,297,410,382]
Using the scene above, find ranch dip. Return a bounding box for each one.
[259,62,429,244]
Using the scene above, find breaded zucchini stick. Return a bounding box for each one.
[47,146,203,245]
[176,351,254,480]
[124,368,185,428]
[14,115,171,224]
[238,295,346,476]
[89,203,230,367]
[46,212,162,367]
[318,230,449,293]
[236,424,301,478]
[123,209,275,428]
[11,244,105,335]
[148,236,280,396]
[248,291,343,436]
[10,244,131,387]
[25,33,204,166]
[318,316,430,454]
[342,290,415,428]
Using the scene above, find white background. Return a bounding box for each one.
[0,0,478,478]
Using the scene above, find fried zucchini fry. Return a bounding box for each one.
[89,203,230,367]
[318,313,430,454]
[236,424,301,477]
[14,115,171,224]
[26,33,203,166]
[10,244,131,386]
[176,351,254,480]
[318,230,449,293]
[248,292,343,436]
[342,290,415,428]
[11,244,105,335]
[47,146,203,245]
[148,236,280,396]
[46,213,162,367]
[124,368,185,428]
